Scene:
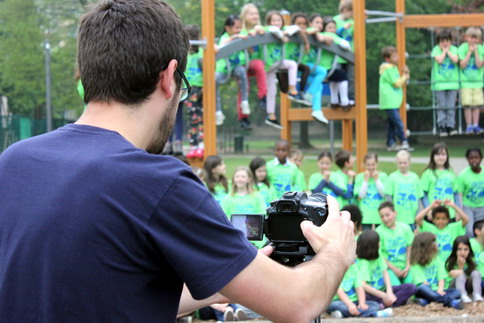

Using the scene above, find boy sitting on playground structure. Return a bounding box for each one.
[379,46,410,152]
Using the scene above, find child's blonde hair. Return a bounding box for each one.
[338,0,353,13]
[396,149,410,161]
[465,27,482,40]
[240,3,261,31]
[231,166,255,195]
[289,149,303,159]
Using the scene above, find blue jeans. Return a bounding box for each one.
[327,300,380,317]
[416,284,461,307]
[385,108,405,147]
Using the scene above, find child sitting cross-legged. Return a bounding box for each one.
[470,220,484,292]
[357,230,416,308]
[410,232,464,309]
[416,199,469,264]
[445,235,483,303]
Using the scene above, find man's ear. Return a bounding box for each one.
[159,59,178,100]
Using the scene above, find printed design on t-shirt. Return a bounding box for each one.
[465,181,484,203]
[269,46,283,62]
[273,174,293,196]
[396,183,418,209]
[424,263,438,286]
[437,57,456,79]
[463,56,479,77]
[385,236,407,263]
[433,177,454,200]
[342,278,356,299]
[369,265,385,290]
[362,184,383,208]
[436,232,453,256]
[231,203,260,214]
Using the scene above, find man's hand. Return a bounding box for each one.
[300,195,356,268]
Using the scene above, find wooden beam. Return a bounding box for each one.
[353,0,368,172]
[201,0,216,158]
[396,0,407,132]
[404,13,484,28]
[287,107,356,121]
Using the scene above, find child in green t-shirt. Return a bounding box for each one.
[458,148,484,237]
[384,150,424,228]
[357,230,416,308]
[309,151,339,203]
[458,27,484,135]
[333,0,355,105]
[354,153,388,230]
[421,142,459,218]
[431,29,459,136]
[410,232,463,309]
[376,202,414,286]
[249,156,272,207]
[445,236,483,303]
[378,46,410,151]
[331,150,356,207]
[266,140,298,200]
[203,155,229,204]
[222,166,266,249]
[416,200,468,263]
[470,220,484,284]
[288,149,307,193]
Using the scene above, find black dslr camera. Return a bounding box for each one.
[231,191,328,266]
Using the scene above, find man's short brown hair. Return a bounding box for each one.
[77,0,189,105]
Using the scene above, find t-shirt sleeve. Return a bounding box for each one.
[383,174,394,196]
[358,259,370,282]
[147,171,257,300]
[420,170,430,193]
[414,174,424,198]
[431,46,441,58]
[436,258,447,281]
[404,225,414,246]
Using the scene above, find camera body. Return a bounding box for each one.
[231,191,328,266]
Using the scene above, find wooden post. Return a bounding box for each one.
[396,0,407,131]
[202,0,216,158]
[280,92,291,145]
[353,0,368,172]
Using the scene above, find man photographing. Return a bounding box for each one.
[0,1,356,322]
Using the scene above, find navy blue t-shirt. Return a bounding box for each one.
[0,124,257,322]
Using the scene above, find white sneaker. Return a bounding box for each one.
[311,110,328,124]
[235,308,248,321]
[223,309,235,321]
[303,92,313,104]
[330,310,343,318]
[376,308,393,317]
[401,140,410,150]
[473,293,483,302]
[241,100,251,115]
[215,111,225,126]
[461,293,472,303]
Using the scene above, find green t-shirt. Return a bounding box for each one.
[208,182,229,204]
[302,27,320,66]
[431,45,459,91]
[358,256,388,291]
[330,169,352,207]
[264,26,284,71]
[293,168,307,192]
[221,192,267,249]
[186,47,203,87]
[215,32,247,74]
[384,171,424,224]
[458,43,484,89]
[354,172,388,224]
[255,182,272,207]
[376,221,413,270]
[458,166,484,208]
[420,221,465,263]
[333,261,362,302]
[421,169,458,218]
[411,257,447,290]
[240,29,263,60]
[379,63,403,110]
[470,238,484,277]
[266,159,298,200]
[316,32,346,70]
[333,14,354,64]
[308,172,338,200]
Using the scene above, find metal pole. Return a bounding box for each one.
[44,40,52,132]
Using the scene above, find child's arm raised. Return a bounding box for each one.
[415,200,440,227]
[444,199,469,227]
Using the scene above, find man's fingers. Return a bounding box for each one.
[258,245,274,257]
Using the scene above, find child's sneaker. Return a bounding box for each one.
[241,100,251,115]
[447,127,458,136]
[303,92,313,104]
[461,293,472,303]
[265,117,283,129]
[386,143,397,151]
[311,110,328,124]
[215,111,225,126]
[235,308,248,321]
[376,308,393,318]
[474,126,484,135]
[466,125,474,134]
[288,92,311,106]
[450,299,464,310]
[439,127,448,137]
[330,310,343,319]
[223,309,235,321]
[194,148,204,159]
[416,298,429,307]
[257,96,266,111]
[401,140,410,150]
[473,293,484,302]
